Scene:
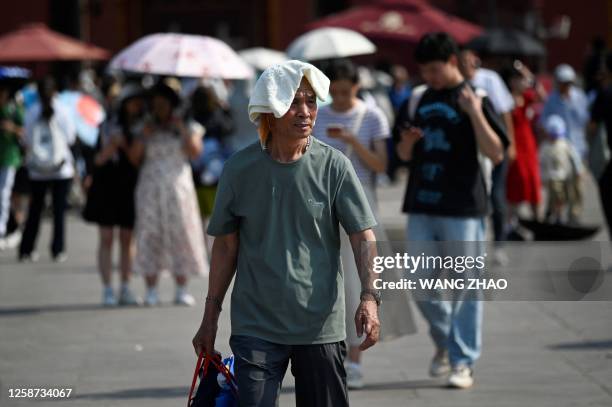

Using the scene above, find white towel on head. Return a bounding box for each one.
[248,60,330,125]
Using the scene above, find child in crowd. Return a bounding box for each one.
[539,115,583,224]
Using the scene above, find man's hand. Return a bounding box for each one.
[192,311,219,357]
[396,126,423,161]
[458,85,482,116]
[400,126,423,145]
[355,299,380,351]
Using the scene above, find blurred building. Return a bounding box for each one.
[0,0,610,74]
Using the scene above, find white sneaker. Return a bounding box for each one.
[174,291,196,307]
[53,252,68,263]
[429,349,451,378]
[19,252,39,262]
[144,289,160,307]
[118,286,141,306]
[3,231,22,250]
[345,362,364,389]
[102,287,117,307]
[448,365,474,389]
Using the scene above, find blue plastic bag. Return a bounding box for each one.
[188,352,238,407]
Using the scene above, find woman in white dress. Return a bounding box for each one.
[128,82,206,306]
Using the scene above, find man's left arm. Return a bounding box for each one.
[348,228,380,351]
[459,86,505,164]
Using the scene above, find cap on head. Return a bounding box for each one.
[544,115,567,139]
[554,64,576,83]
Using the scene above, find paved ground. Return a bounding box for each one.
[1,172,611,406]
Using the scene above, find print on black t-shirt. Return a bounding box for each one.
[401,82,508,218]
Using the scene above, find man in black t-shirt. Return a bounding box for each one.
[589,51,612,241]
[395,32,508,389]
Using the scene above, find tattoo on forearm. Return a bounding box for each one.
[352,234,378,291]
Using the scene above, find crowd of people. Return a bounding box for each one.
[1,30,611,401]
[0,75,237,306]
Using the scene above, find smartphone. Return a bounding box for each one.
[326,123,345,137]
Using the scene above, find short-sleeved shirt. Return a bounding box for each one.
[471,68,514,115]
[0,103,24,168]
[313,100,390,186]
[541,87,590,158]
[402,82,509,217]
[207,138,377,345]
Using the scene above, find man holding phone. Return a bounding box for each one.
[395,32,508,389]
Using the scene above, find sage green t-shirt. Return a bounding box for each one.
[207,138,376,345]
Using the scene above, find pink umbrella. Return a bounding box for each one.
[109,33,254,79]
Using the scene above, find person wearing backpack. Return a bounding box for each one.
[395,32,508,389]
[19,77,76,262]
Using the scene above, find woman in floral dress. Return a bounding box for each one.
[128,82,206,306]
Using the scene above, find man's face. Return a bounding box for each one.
[419,56,459,90]
[329,79,359,111]
[458,50,478,80]
[270,78,317,140]
[558,81,572,95]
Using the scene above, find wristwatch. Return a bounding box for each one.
[360,289,382,306]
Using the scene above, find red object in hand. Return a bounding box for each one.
[326,123,345,138]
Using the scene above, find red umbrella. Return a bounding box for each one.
[0,23,110,62]
[307,0,482,45]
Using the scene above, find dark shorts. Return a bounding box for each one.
[229,335,348,407]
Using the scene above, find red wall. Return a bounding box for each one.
[0,1,49,34]
[541,0,609,72]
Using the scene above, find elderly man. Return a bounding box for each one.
[192,60,380,406]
